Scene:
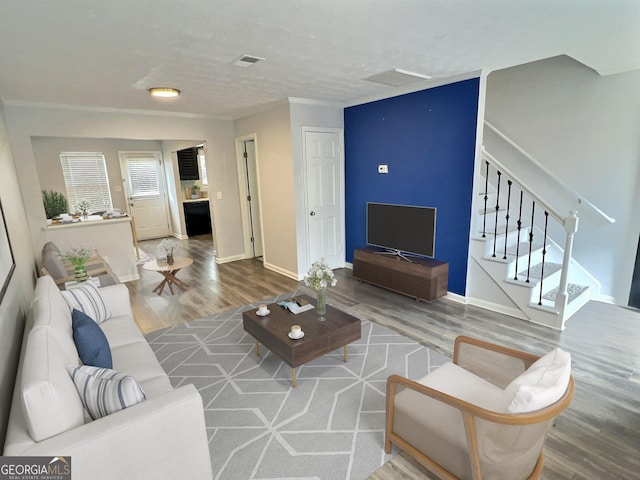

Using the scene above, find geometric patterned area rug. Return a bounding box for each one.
[145,291,450,480]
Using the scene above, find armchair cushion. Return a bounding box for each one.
[504,348,571,413]
[41,250,68,279]
[392,362,507,479]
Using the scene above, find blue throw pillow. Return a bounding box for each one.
[71,309,112,369]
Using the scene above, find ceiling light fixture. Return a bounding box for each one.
[148,87,181,98]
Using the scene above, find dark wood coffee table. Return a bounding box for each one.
[242,294,361,387]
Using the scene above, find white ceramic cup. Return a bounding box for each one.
[290,325,302,337]
[258,304,268,315]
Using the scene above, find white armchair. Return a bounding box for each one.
[385,336,574,480]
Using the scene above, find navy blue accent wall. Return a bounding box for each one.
[344,78,479,295]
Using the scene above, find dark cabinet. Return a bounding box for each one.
[353,247,448,302]
[177,147,199,180]
[184,200,212,236]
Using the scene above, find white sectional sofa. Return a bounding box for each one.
[3,276,213,480]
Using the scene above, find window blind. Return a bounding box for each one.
[127,157,160,198]
[60,152,113,212]
[198,150,208,185]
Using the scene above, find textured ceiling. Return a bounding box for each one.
[0,1,638,119]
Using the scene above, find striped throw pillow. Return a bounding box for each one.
[67,365,146,420]
[61,283,111,323]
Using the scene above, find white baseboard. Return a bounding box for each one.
[466,296,529,321]
[594,294,616,304]
[443,291,466,304]
[264,262,301,281]
[344,262,353,269]
[119,273,140,283]
[215,253,247,264]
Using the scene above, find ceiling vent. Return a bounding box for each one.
[231,54,265,67]
[365,68,431,86]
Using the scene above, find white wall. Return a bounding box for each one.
[3,104,243,262]
[289,100,344,277]
[32,136,162,213]
[159,140,204,241]
[234,103,298,278]
[0,105,38,448]
[485,55,640,304]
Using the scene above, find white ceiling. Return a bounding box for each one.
[1,1,638,119]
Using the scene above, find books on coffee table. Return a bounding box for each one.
[278,300,315,314]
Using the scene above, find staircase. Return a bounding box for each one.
[467,129,607,330]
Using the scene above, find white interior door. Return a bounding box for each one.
[119,151,170,240]
[243,140,263,257]
[305,130,344,269]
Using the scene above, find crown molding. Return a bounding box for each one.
[345,70,482,108]
[2,100,232,120]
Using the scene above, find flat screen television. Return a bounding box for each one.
[366,202,436,260]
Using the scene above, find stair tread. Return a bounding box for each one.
[542,283,589,303]
[507,242,544,256]
[477,224,529,236]
[518,262,562,279]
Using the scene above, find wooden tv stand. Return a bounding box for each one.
[353,247,448,302]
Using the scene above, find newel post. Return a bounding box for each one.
[555,211,579,312]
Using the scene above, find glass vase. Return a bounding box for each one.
[315,287,326,315]
[74,265,88,283]
[167,253,174,266]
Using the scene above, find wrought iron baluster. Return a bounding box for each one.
[526,201,535,283]
[538,211,549,305]
[482,161,489,238]
[514,191,523,280]
[492,171,501,257]
[503,180,512,260]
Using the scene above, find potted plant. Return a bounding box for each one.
[191,184,200,199]
[59,244,93,282]
[42,190,69,219]
[158,238,179,265]
[76,199,92,219]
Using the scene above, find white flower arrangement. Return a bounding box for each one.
[76,199,92,213]
[304,258,337,290]
[59,244,93,267]
[158,238,178,256]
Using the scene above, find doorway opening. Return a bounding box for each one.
[629,235,640,309]
[236,135,264,260]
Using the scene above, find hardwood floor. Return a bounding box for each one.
[128,235,640,480]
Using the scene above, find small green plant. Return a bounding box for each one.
[41,190,69,219]
[59,245,93,267]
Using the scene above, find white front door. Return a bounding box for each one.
[304,129,344,270]
[119,151,170,240]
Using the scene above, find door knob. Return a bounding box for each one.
[310,211,316,216]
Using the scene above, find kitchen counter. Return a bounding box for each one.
[46,216,139,282]
[183,198,209,203]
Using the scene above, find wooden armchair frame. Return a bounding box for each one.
[385,336,574,480]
